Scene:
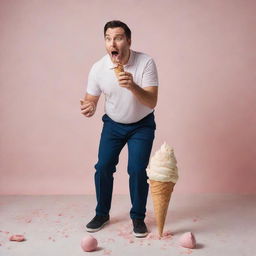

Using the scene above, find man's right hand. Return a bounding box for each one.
[80,99,96,117]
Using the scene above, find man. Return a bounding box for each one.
[80,20,158,238]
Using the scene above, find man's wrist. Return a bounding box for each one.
[130,82,139,92]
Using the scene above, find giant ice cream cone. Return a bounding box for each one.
[146,142,178,237]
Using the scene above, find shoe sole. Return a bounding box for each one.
[85,220,109,232]
[133,231,148,238]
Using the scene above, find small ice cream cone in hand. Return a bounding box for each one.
[146,142,178,237]
[114,63,124,78]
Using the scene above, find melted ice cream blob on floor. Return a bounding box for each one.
[179,232,196,249]
[81,235,98,252]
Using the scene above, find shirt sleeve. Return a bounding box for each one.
[141,58,159,88]
[86,64,102,96]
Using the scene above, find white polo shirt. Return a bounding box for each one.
[86,50,159,124]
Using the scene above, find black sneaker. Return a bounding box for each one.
[132,219,148,238]
[86,215,110,232]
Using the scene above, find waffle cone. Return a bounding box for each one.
[114,64,124,77]
[149,180,175,237]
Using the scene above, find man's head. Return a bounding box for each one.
[104,20,132,64]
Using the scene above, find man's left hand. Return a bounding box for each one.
[118,72,136,90]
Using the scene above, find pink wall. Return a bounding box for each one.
[1,0,256,195]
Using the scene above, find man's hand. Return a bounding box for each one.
[80,99,96,117]
[118,71,136,90]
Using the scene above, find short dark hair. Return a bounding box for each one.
[104,20,131,40]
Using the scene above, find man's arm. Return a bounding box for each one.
[118,71,158,109]
[80,93,100,117]
[129,85,158,109]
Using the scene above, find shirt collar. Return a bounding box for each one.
[107,49,135,69]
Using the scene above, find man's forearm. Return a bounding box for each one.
[130,83,157,109]
[84,93,100,106]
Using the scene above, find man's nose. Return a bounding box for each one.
[110,39,116,47]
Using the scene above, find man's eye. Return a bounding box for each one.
[116,37,122,41]
[105,37,111,41]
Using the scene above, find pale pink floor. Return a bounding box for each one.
[0,194,255,256]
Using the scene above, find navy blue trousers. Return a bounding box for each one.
[94,112,156,220]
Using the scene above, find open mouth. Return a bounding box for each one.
[111,50,120,63]
[111,50,119,55]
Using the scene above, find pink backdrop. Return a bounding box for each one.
[1,0,256,194]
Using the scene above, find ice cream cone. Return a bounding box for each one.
[114,63,124,77]
[149,179,175,237]
[146,142,178,237]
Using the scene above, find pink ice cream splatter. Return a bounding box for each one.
[180,248,193,254]
[161,231,174,240]
[25,218,32,223]
[9,234,25,242]
[103,249,112,255]
[145,231,173,241]
[48,237,55,242]
[128,239,134,243]
[192,216,203,222]
[15,208,48,224]
[116,223,134,241]
[146,233,159,240]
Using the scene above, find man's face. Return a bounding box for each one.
[105,27,131,64]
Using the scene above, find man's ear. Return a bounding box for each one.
[128,39,131,46]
